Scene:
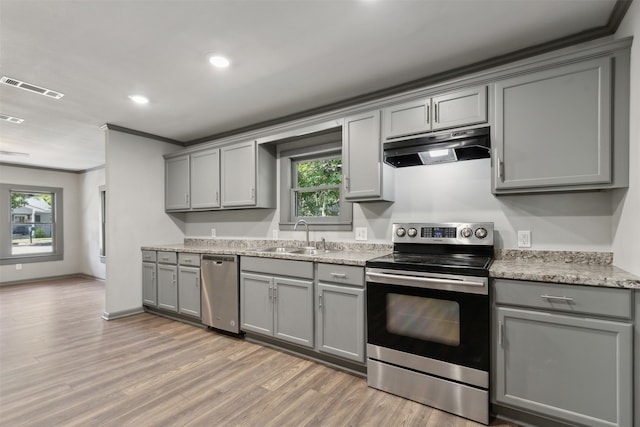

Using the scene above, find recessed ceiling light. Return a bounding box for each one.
[209,55,230,68]
[128,95,149,104]
[0,113,25,124]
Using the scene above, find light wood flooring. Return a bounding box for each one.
[0,277,520,427]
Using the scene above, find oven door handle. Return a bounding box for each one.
[366,271,485,288]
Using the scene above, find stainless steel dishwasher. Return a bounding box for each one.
[201,254,240,334]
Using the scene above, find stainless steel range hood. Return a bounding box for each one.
[383,127,490,167]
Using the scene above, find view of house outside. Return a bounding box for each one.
[11,191,54,256]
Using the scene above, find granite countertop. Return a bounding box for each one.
[142,240,640,289]
[142,239,393,267]
[491,250,640,289]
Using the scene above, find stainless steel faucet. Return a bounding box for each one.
[293,219,310,248]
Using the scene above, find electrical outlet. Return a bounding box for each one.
[355,227,368,241]
[211,228,216,238]
[16,263,22,271]
[272,229,278,239]
[517,230,531,248]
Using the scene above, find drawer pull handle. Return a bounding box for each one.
[541,294,574,302]
[330,273,347,279]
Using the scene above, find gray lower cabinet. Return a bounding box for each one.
[493,50,629,194]
[342,110,394,202]
[157,251,178,312]
[316,263,365,363]
[178,266,201,318]
[240,257,314,348]
[142,262,157,306]
[493,279,633,427]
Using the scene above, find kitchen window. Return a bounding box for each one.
[278,130,352,231]
[0,184,64,264]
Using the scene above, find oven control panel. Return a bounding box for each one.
[393,222,494,245]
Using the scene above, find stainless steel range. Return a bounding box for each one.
[366,222,494,425]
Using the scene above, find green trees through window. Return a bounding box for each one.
[293,157,342,217]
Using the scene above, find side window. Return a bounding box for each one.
[0,184,64,264]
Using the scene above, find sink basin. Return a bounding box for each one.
[253,246,299,254]
[291,248,332,255]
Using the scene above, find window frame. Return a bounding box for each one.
[278,134,352,231]
[0,183,64,265]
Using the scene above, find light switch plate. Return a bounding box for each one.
[211,228,216,238]
[272,229,278,239]
[355,227,368,241]
[517,230,531,248]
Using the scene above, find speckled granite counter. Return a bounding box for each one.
[142,241,640,288]
[491,250,640,289]
[142,239,393,267]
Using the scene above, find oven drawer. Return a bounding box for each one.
[318,264,364,287]
[493,279,632,319]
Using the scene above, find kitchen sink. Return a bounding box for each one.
[250,246,333,255]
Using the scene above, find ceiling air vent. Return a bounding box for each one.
[0,113,25,124]
[1,76,64,99]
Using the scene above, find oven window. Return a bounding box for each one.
[386,294,460,346]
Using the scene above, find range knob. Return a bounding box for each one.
[460,227,473,238]
[475,227,488,239]
[407,227,418,238]
[396,227,406,237]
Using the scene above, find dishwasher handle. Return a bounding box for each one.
[202,255,237,263]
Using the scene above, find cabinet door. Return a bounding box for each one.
[317,283,365,362]
[165,155,190,210]
[494,57,611,191]
[343,111,383,200]
[157,265,178,312]
[495,307,632,427]
[240,273,273,336]
[273,277,314,348]
[190,149,220,209]
[382,99,431,139]
[178,267,201,318]
[142,262,157,307]
[221,141,256,207]
[431,86,487,131]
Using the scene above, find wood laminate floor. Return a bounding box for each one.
[0,277,520,427]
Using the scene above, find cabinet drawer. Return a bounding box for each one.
[493,279,632,319]
[157,251,177,265]
[142,250,156,262]
[179,252,201,267]
[241,256,313,279]
[317,263,364,287]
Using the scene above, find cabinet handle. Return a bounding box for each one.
[494,149,504,182]
[319,294,323,309]
[215,191,219,204]
[185,193,189,204]
[434,103,439,123]
[540,294,574,303]
[499,321,504,348]
[344,177,350,191]
[269,286,273,300]
[250,187,255,201]
[330,273,347,279]
[173,274,176,286]
[426,104,430,124]
[273,286,277,300]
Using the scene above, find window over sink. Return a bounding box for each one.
[278,129,352,231]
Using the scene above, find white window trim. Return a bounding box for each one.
[0,184,64,265]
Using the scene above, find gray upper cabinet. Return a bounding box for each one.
[382,85,487,140]
[190,148,220,209]
[342,110,394,202]
[165,155,190,211]
[221,140,276,208]
[493,56,621,193]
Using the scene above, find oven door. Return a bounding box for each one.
[366,268,489,372]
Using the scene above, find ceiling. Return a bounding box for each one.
[0,0,625,171]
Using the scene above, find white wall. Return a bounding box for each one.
[612,1,640,275]
[104,130,184,316]
[0,165,82,282]
[79,167,106,279]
